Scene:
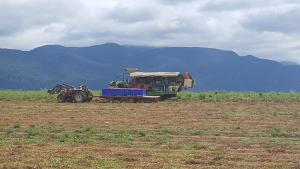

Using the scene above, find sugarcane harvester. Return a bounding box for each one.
[47,83,93,103]
[100,68,195,102]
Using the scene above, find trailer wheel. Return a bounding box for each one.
[57,94,66,103]
[73,92,86,103]
[128,98,138,103]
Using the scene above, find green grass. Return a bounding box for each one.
[1,90,300,102]
[49,156,124,169]
[0,125,176,145]
[176,91,300,102]
[95,159,124,169]
[267,126,282,137]
[2,123,298,146]
[0,90,100,101]
[213,152,224,161]
[0,90,55,100]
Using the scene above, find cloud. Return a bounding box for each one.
[0,0,81,35]
[156,0,196,5]
[104,7,155,23]
[242,9,300,34]
[200,0,299,12]
[0,0,300,63]
[200,0,261,12]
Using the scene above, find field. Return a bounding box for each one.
[0,91,300,168]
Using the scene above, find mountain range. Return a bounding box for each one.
[1,43,300,92]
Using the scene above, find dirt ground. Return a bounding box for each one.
[0,100,299,169]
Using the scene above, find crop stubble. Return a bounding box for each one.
[0,100,299,168]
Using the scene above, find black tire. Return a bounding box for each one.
[86,91,93,102]
[161,94,177,100]
[128,98,138,103]
[73,92,86,103]
[57,94,66,103]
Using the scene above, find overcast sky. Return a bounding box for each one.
[0,0,300,63]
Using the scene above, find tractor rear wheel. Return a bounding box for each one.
[86,91,93,102]
[73,92,86,103]
[57,94,66,103]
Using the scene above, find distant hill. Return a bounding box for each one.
[1,43,300,92]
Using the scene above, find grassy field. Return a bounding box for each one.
[2,90,300,102]
[0,90,56,100]
[0,91,300,168]
[176,91,300,102]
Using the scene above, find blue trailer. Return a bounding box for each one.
[98,88,160,102]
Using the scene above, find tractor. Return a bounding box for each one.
[47,83,93,103]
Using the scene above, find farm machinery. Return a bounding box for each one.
[47,83,93,103]
[100,68,195,102]
[48,68,195,103]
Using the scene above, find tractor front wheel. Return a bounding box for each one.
[57,94,66,103]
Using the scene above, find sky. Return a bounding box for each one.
[0,0,300,63]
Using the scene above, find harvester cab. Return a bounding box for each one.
[183,72,196,88]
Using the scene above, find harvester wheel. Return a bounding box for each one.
[57,94,66,103]
[73,92,86,103]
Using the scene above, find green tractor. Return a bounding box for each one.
[109,68,195,99]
